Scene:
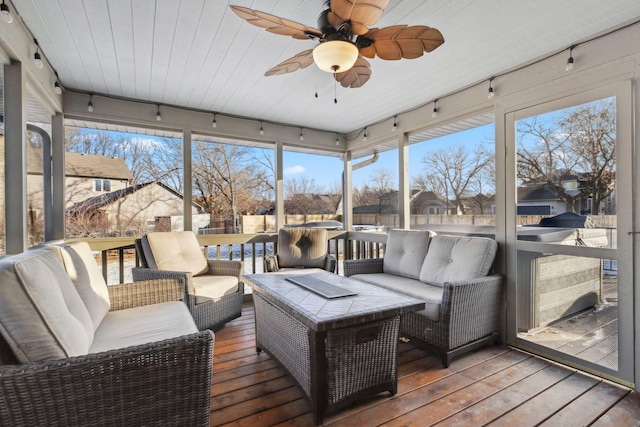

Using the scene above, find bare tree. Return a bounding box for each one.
[353,167,396,213]
[560,98,616,214]
[421,144,492,214]
[192,142,270,232]
[517,98,615,213]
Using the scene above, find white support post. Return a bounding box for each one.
[183,129,193,231]
[275,141,284,230]
[399,132,410,229]
[51,113,65,240]
[4,62,27,253]
[342,152,353,231]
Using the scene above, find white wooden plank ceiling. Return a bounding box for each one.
[12,0,640,135]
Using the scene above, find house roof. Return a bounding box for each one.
[67,181,202,214]
[518,186,560,202]
[26,145,133,181]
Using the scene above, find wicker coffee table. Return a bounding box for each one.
[244,269,424,425]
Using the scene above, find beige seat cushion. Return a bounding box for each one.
[383,229,435,279]
[192,275,240,304]
[277,228,328,269]
[0,250,94,363]
[90,301,198,353]
[144,231,209,276]
[47,241,110,331]
[349,273,443,321]
[419,235,497,284]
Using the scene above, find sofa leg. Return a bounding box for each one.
[442,353,452,368]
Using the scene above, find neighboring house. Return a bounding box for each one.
[411,191,449,215]
[355,190,451,215]
[24,145,133,212]
[517,171,616,215]
[517,186,566,215]
[67,181,205,233]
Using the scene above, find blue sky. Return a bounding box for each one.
[72,122,494,191]
[284,123,495,190]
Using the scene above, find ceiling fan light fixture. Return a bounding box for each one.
[313,40,359,73]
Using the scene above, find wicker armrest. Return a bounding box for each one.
[325,255,337,273]
[206,259,243,278]
[132,267,194,309]
[343,258,385,276]
[0,331,214,427]
[108,277,185,311]
[440,274,503,333]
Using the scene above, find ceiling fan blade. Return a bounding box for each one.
[334,57,372,88]
[328,0,390,35]
[230,5,322,40]
[265,50,315,76]
[358,25,444,60]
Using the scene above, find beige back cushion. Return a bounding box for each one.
[277,228,328,269]
[144,231,209,276]
[419,235,498,284]
[383,229,435,279]
[48,241,110,331]
[0,250,94,363]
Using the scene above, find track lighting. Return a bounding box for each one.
[299,129,304,141]
[54,72,62,94]
[33,39,43,69]
[1,1,13,24]
[87,94,94,112]
[363,127,368,142]
[566,45,575,71]
[156,104,162,121]
[212,113,217,128]
[432,99,439,118]
[259,121,264,135]
[392,116,397,131]
[487,78,495,99]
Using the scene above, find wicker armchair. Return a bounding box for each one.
[264,228,336,273]
[133,231,244,331]
[344,232,503,367]
[0,245,214,427]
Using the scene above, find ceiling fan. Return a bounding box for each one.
[230,0,444,88]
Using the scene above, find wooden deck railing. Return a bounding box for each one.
[72,230,390,285]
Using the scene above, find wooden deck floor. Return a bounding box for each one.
[211,302,640,427]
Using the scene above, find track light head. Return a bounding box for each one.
[156,105,162,121]
[432,99,439,118]
[487,78,495,99]
[566,45,575,71]
[54,81,62,95]
[212,113,217,128]
[87,95,94,112]
[34,51,43,69]
[259,121,264,135]
[392,116,397,131]
[299,129,304,141]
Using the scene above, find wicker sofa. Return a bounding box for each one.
[133,231,244,331]
[344,229,503,367]
[0,241,213,427]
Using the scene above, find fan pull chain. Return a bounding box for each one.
[315,68,318,98]
[333,73,338,104]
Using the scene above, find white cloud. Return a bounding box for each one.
[284,165,306,175]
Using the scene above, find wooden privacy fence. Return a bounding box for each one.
[241,214,617,233]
